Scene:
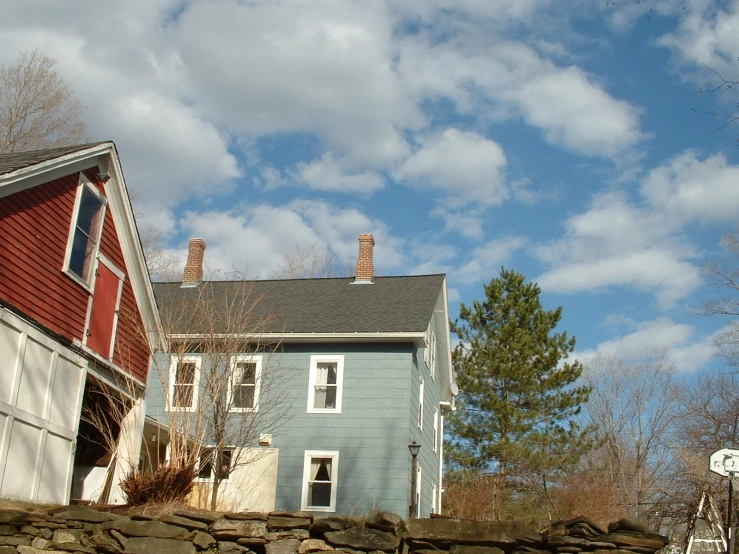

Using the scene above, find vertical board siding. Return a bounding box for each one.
[0,173,89,341]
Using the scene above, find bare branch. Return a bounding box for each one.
[0,50,88,153]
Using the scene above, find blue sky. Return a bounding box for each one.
[3,0,739,373]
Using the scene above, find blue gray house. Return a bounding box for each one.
[144,234,456,517]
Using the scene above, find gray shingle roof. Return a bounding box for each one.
[0,142,109,175]
[152,275,445,335]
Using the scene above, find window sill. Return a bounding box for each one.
[62,268,93,292]
[307,408,342,414]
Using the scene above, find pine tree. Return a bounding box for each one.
[447,268,595,519]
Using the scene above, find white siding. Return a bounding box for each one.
[0,309,86,504]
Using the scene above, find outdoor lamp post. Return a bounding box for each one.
[409,440,421,519]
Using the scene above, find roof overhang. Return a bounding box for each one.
[168,331,428,347]
[0,142,167,354]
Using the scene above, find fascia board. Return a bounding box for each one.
[167,331,427,347]
[99,147,167,353]
[435,277,457,403]
[0,143,114,198]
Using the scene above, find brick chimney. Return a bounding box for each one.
[354,234,375,283]
[182,238,206,287]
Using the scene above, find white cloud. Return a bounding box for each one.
[175,0,422,167]
[455,236,528,285]
[394,129,508,207]
[575,317,725,372]
[174,200,408,278]
[641,151,739,224]
[294,153,385,194]
[396,37,644,158]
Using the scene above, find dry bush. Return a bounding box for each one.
[120,463,196,506]
[443,472,505,520]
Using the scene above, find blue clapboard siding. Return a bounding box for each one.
[145,339,444,516]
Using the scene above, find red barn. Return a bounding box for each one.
[0,142,165,504]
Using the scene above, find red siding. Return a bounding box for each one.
[0,173,89,340]
[0,168,151,382]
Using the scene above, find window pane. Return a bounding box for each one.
[308,482,332,507]
[77,186,104,236]
[324,363,337,385]
[324,385,336,409]
[198,451,213,479]
[217,450,232,479]
[176,363,196,385]
[234,385,255,409]
[238,363,257,385]
[68,230,95,280]
[173,384,193,408]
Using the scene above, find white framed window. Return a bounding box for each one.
[307,355,344,413]
[301,450,339,512]
[433,408,439,453]
[229,355,261,412]
[196,448,233,481]
[417,379,424,431]
[168,355,201,411]
[416,465,422,518]
[423,325,431,368]
[64,174,107,288]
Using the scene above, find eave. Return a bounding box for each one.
[167,331,428,347]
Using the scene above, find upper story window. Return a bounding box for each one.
[230,355,261,412]
[64,174,106,287]
[169,355,201,411]
[307,355,344,413]
[301,450,339,512]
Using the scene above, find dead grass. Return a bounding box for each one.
[0,498,61,514]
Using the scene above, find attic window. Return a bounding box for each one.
[64,174,106,287]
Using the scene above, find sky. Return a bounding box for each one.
[2,0,739,373]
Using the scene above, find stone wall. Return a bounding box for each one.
[0,506,669,554]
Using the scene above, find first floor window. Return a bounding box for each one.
[433,408,439,453]
[169,356,201,410]
[301,450,339,512]
[308,356,344,413]
[230,355,261,411]
[197,448,232,481]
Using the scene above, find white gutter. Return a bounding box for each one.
[167,331,428,347]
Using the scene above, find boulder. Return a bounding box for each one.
[324,528,399,552]
[600,534,668,551]
[51,507,117,524]
[365,511,405,533]
[266,538,302,554]
[123,537,196,554]
[219,541,251,554]
[312,517,358,535]
[267,530,311,540]
[193,531,217,549]
[449,546,505,554]
[269,516,313,530]
[299,538,336,553]
[104,519,190,540]
[547,537,586,548]
[158,514,209,532]
[407,519,542,548]
[53,529,83,543]
[225,512,269,521]
[210,518,268,540]
[17,547,68,554]
[608,520,654,535]
[173,510,220,524]
[87,533,123,554]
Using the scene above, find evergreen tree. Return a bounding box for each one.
[447,268,595,518]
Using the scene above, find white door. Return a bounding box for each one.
[0,308,87,504]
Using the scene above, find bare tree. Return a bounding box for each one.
[583,351,682,525]
[702,229,739,367]
[0,50,87,153]
[140,225,180,281]
[271,241,354,279]
[155,275,294,511]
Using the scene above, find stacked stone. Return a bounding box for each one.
[0,506,403,554]
[0,506,669,554]
[544,517,669,554]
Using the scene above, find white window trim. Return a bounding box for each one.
[168,355,201,412]
[194,446,234,482]
[63,173,107,290]
[423,324,431,368]
[228,354,262,412]
[307,355,344,414]
[301,450,339,512]
[430,332,437,381]
[416,465,422,518]
[418,379,424,431]
[431,484,437,514]
[433,408,439,453]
